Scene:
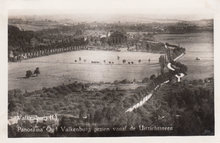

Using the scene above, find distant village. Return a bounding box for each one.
[8,18,213,62]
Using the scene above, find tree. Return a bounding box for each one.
[117,56,120,60]
[122,59,126,64]
[159,55,166,75]
[26,70,32,78]
[34,67,40,76]
[150,74,156,80]
[138,59,141,63]
[142,77,149,83]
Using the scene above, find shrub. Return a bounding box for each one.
[119,79,130,84]
[26,70,32,78]
[142,77,149,83]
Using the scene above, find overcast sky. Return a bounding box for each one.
[7,0,216,20]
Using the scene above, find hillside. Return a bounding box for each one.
[8,77,214,137]
[8,25,36,52]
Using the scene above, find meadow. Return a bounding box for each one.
[8,32,214,91]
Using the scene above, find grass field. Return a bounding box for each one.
[8,51,161,91]
[8,32,214,91]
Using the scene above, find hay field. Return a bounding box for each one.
[8,32,214,91]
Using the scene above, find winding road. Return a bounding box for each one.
[125,43,186,113]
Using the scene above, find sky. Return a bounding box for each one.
[7,0,216,21]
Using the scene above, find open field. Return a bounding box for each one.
[8,51,161,91]
[8,32,214,91]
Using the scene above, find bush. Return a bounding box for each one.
[150,74,156,80]
[142,77,149,83]
[26,70,32,78]
[119,79,130,84]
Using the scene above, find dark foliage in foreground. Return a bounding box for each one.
[8,77,214,137]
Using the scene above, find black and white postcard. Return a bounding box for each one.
[1,0,220,142]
